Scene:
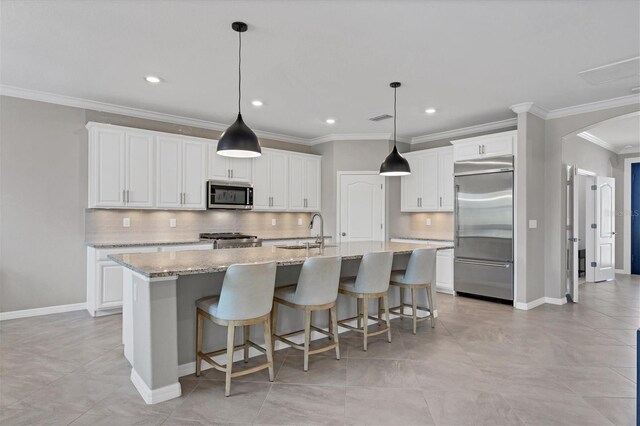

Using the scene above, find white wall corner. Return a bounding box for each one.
[510,102,549,119]
[130,369,182,405]
[514,297,546,310]
[544,296,567,305]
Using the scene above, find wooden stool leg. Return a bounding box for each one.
[378,298,383,326]
[303,310,311,371]
[271,302,279,351]
[243,325,250,363]
[363,296,368,351]
[225,324,235,397]
[195,311,204,377]
[263,316,275,381]
[399,287,405,319]
[357,298,362,329]
[330,305,340,360]
[383,294,392,343]
[328,308,333,339]
[411,287,418,335]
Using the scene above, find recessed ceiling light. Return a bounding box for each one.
[325,118,336,124]
[251,100,263,107]
[425,108,436,114]
[144,75,162,84]
[625,144,634,149]
[631,86,640,93]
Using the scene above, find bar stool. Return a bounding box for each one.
[195,261,277,397]
[272,256,342,371]
[337,251,394,351]
[389,248,437,334]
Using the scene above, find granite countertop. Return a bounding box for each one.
[391,236,454,243]
[109,241,453,278]
[86,234,331,248]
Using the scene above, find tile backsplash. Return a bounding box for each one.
[85,209,316,244]
[390,212,454,241]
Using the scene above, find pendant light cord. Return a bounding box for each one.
[393,85,397,148]
[238,30,242,114]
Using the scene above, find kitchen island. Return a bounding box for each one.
[110,241,451,404]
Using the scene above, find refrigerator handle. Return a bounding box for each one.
[454,184,460,247]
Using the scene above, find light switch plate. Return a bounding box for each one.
[529,219,537,229]
[169,218,177,228]
[298,218,303,226]
[122,218,130,228]
[272,218,277,226]
[426,218,432,226]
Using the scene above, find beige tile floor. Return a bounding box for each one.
[1,274,637,425]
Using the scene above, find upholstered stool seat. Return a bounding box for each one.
[272,256,342,371]
[389,248,437,334]
[337,251,394,351]
[195,261,277,397]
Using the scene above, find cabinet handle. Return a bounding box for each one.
[482,144,486,154]
[478,145,481,155]
[123,189,126,203]
[440,196,442,207]
[127,190,130,203]
[231,169,234,179]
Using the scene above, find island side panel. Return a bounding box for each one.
[131,273,181,403]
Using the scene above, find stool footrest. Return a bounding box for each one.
[336,320,390,336]
[274,329,337,354]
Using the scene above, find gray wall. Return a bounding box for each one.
[544,104,640,301]
[0,96,313,313]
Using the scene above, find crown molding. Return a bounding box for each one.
[509,102,550,119]
[545,94,640,119]
[308,133,410,145]
[577,131,618,153]
[0,85,313,145]
[410,118,517,144]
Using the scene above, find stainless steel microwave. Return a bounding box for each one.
[207,181,254,210]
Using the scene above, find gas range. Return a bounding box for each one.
[199,232,262,249]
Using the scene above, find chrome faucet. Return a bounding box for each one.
[309,212,324,251]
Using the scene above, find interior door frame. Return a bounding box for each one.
[336,171,386,243]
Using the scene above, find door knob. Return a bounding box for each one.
[341,232,346,236]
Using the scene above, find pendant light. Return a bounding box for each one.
[379,82,411,176]
[217,21,262,158]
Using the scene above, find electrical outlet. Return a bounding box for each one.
[169,218,177,228]
[122,218,130,228]
[271,218,277,226]
[298,218,303,226]
[529,219,537,229]
[426,218,432,226]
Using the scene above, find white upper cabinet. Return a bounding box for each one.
[401,146,453,212]
[288,154,321,211]
[156,137,207,210]
[88,124,154,208]
[253,149,288,210]
[208,142,253,183]
[451,130,515,161]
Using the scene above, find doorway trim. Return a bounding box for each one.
[336,171,386,244]
[576,168,597,282]
[623,156,640,275]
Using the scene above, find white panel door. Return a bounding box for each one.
[229,158,252,183]
[594,176,616,282]
[97,261,124,309]
[304,156,321,211]
[252,152,271,209]
[402,155,422,211]
[340,174,385,242]
[156,136,182,208]
[93,128,125,207]
[288,154,305,210]
[420,152,440,210]
[208,142,230,181]
[438,149,454,211]
[567,165,579,302]
[125,131,154,208]
[269,151,288,210]
[182,140,207,209]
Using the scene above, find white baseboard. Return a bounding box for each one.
[514,296,567,310]
[614,269,626,274]
[0,302,86,321]
[130,368,181,405]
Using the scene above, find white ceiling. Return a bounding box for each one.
[1,0,639,140]
[578,113,640,154]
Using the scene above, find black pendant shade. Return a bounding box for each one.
[217,21,262,158]
[380,145,411,176]
[217,113,261,158]
[380,81,410,176]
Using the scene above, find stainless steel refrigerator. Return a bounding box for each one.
[454,155,514,301]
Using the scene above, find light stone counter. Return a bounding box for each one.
[110,241,450,278]
[115,241,449,405]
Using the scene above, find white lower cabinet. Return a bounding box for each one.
[389,239,454,294]
[86,243,212,316]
